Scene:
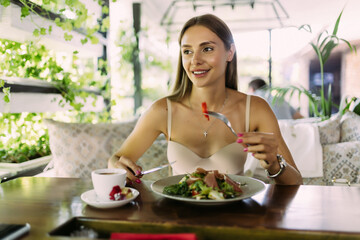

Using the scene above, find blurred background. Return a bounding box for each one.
[0,0,359,168]
[110,0,360,118]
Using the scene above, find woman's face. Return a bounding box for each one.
[180,25,234,88]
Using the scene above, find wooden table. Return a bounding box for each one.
[0,177,359,239]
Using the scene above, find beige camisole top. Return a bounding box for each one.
[166,95,251,175]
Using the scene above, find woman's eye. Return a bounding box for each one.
[183,49,192,55]
[203,47,213,52]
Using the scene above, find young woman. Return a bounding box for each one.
[108,14,303,185]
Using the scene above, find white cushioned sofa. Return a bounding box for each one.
[278,111,360,185]
[38,111,360,186]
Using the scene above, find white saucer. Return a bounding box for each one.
[81,188,139,209]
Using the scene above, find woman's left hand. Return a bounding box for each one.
[237,132,279,169]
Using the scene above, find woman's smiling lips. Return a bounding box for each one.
[192,69,210,77]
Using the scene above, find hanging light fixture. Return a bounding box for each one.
[160,0,290,34]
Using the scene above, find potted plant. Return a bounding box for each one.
[271,10,357,120]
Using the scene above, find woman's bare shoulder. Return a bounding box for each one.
[136,98,166,121]
[228,89,247,103]
[135,97,169,135]
[248,94,278,131]
[229,91,264,109]
[249,94,270,108]
[148,97,168,113]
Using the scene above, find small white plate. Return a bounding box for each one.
[81,188,139,209]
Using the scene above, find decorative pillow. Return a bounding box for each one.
[316,113,341,145]
[278,120,323,178]
[111,138,169,181]
[321,141,360,185]
[302,177,324,185]
[44,118,138,178]
[340,111,360,142]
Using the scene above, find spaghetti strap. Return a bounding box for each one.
[245,95,251,132]
[166,98,172,140]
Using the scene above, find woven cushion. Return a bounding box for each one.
[321,141,360,185]
[316,114,341,145]
[44,118,138,178]
[111,137,169,181]
[340,111,360,142]
[302,177,324,185]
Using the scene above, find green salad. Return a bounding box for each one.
[163,168,243,200]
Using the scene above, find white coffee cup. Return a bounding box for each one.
[91,168,127,201]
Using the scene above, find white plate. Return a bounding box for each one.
[151,174,265,205]
[81,188,139,209]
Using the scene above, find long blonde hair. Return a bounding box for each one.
[168,14,238,101]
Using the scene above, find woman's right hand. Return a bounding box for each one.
[114,155,143,183]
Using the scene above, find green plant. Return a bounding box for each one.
[0,39,109,164]
[0,0,111,105]
[0,79,10,102]
[272,10,357,120]
[0,38,106,110]
[0,0,109,45]
[0,110,112,164]
[341,97,360,115]
[0,113,50,163]
[0,1,113,164]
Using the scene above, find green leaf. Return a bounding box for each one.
[64,32,73,41]
[3,87,11,103]
[353,100,360,115]
[318,34,330,50]
[90,36,99,44]
[33,29,40,37]
[3,87,10,94]
[20,7,30,18]
[40,27,47,35]
[325,84,332,118]
[80,38,88,45]
[62,21,73,31]
[0,0,11,7]
[101,17,110,32]
[298,24,312,33]
[310,43,323,67]
[54,17,62,27]
[102,5,109,14]
[0,0,10,7]
[339,38,357,53]
[332,10,343,36]
[3,95,9,102]
[321,39,338,64]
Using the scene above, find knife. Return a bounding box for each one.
[141,161,176,175]
[128,161,176,176]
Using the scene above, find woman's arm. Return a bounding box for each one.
[239,95,303,185]
[108,98,168,181]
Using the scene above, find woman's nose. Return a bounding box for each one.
[191,52,203,65]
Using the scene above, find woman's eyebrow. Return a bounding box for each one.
[181,41,217,48]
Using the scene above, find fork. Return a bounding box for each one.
[204,111,237,137]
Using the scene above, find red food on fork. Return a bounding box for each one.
[201,102,210,121]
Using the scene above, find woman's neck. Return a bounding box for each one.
[188,87,228,112]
